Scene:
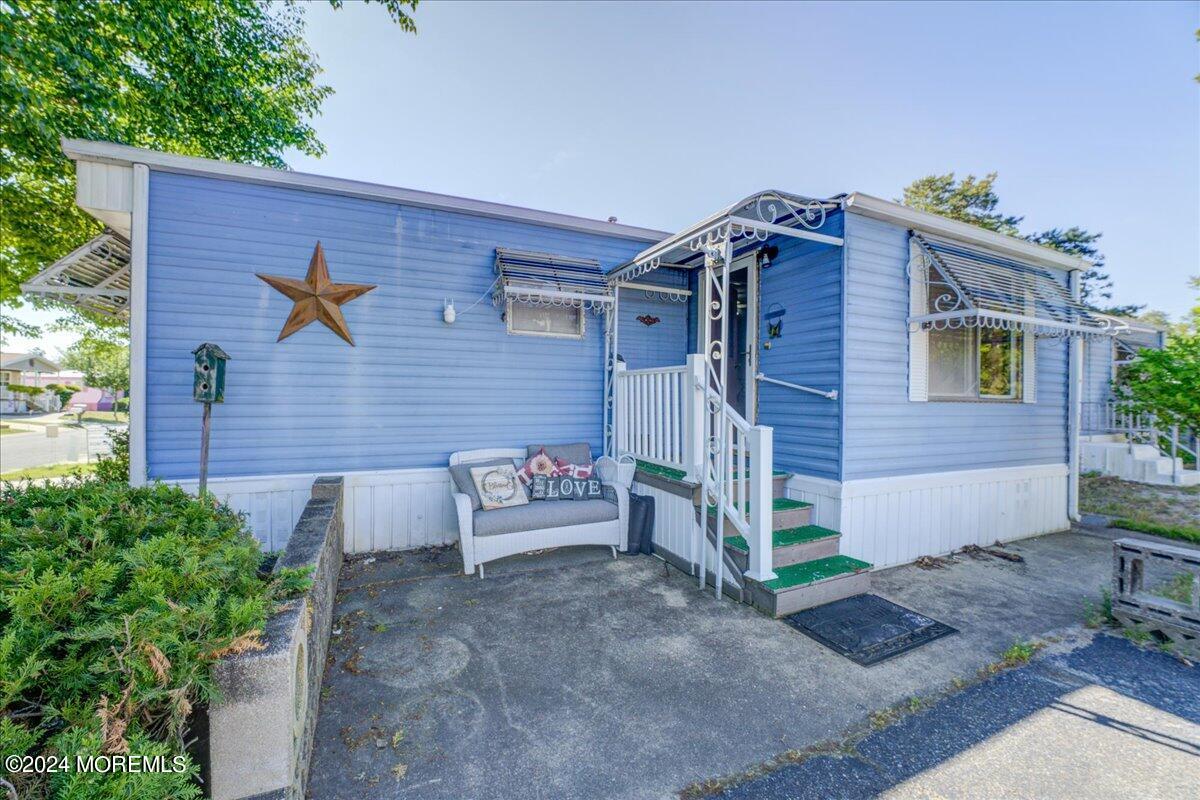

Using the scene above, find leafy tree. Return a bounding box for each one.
[0,0,418,333]
[1137,309,1173,328]
[1184,275,1200,335]
[900,172,1137,314]
[1116,333,1200,435]
[901,172,1022,236]
[60,336,130,419]
[44,382,81,407]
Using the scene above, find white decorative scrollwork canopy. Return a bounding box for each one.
[908,233,1123,339]
[493,247,612,312]
[606,190,844,285]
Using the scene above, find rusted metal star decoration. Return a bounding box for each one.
[256,242,376,345]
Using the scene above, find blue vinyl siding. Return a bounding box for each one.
[1081,338,1114,433]
[617,267,689,370]
[841,213,1069,480]
[145,171,648,480]
[756,214,845,481]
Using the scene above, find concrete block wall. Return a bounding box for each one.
[208,476,344,800]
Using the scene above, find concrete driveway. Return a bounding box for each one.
[306,529,1176,799]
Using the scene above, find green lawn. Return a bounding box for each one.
[0,424,21,435]
[0,462,96,481]
[1080,473,1200,546]
[77,410,128,423]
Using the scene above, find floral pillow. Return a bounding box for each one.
[554,458,594,479]
[517,447,559,487]
[470,463,529,511]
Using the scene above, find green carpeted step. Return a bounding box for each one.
[724,525,840,554]
[730,469,790,479]
[634,460,688,481]
[708,497,812,516]
[761,555,872,592]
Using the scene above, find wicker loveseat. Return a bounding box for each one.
[449,444,629,577]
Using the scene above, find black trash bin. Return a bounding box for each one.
[626,492,655,555]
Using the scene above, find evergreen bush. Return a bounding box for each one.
[44,384,81,407]
[0,479,309,798]
[93,429,130,485]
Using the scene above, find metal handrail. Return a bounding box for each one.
[755,372,838,401]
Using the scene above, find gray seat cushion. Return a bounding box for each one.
[450,457,518,511]
[473,498,618,537]
[526,442,593,466]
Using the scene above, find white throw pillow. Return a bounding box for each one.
[470,463,529,511]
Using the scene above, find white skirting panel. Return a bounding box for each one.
[631,479,735,581]
[782,474,843,531]
[174,467,459,554]
[342,468,458,554]
[632,481,697,560]
[786,464,1070,570]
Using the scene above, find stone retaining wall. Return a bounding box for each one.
[208,476,344,800]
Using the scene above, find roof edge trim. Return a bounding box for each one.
[60,139,669,243]
[844,192,1086,272]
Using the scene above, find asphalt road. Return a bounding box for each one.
[718,635,1199,799]
[0,422,120,472]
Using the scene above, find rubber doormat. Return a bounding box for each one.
[782,594,957,666]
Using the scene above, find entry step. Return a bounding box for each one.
[746,555,873,618]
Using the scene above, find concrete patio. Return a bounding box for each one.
[308,529,1131,799]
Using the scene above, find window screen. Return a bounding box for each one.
[507,300,584,339]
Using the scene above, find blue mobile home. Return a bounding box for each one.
[27,139,1141,598]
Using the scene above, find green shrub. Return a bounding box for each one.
[114,397,129,413]
[0,479,309,799]
[1110,518,1200,545]
[93,428,130,485]
[5,384,43,396]
[44,383,81,407]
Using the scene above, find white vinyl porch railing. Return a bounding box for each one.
[1083,400,1199,483]
[614,363,690,472]
[614,355,776,586]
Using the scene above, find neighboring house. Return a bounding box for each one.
[19,368,86,389]
[15,369,114,411]
[21,139,1163,594]
[0,352,64,413]
[1079,317,1195,486]
[1081,315,1168,431]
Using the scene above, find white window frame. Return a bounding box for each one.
[505,298,586,340]
[928,325,1024,402]
[910,239,1036,404]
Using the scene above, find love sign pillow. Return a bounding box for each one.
[530,473,604,502]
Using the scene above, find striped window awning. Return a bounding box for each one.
[20,231,131,319]
[910,233,1120,337]
[494,248,613,309]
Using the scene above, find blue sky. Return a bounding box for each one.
[6,1,1197,357]
[291,0,1198,317]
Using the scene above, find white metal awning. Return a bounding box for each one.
[910,233,1121,338]
[494,248,613,309]
[608,190,844,284]
[20,231,131,319]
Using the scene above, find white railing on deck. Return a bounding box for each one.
[1082,400,1198,483]
[615,363,689,471]
[710,389,775,582]
[616,355,776,586]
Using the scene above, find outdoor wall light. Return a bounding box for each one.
[443,299,456,324]
[760,245,779,269]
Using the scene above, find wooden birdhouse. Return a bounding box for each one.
[192,343,230,403]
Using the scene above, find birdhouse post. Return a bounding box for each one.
[192,343,230,498]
